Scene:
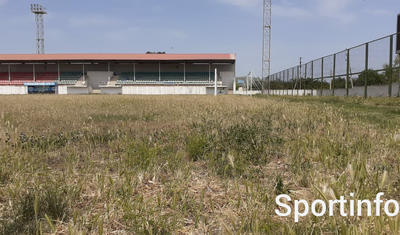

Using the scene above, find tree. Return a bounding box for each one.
[354,69,386,86]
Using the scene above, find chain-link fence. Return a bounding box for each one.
[268,33,400,97]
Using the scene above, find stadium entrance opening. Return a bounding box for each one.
[25,82,56,94]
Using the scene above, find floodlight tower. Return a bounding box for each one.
[262,0,272,94]
[31,4,47,54]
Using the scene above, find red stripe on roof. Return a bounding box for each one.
[0,53,236,61]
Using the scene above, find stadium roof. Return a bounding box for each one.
[0,53,236,62]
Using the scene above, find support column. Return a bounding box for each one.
[8,64,11,82]
[133,63,136,82]
[57,63,60,81]
[158,62,161,82]
[108,62,111,82]
[184,63,186,83]
[233,76,236,93]
[83,64,85,81]
[33,64,36,82]
[214,68,218,96]
[183,62,186,83]
[209,63,211,83]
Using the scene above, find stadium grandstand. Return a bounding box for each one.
[0,53,235,95]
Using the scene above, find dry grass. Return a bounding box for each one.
[0,95,399,234]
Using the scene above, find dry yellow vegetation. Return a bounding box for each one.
[0,95,399,234]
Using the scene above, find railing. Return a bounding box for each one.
[268,32,400,97]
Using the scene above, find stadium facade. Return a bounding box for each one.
[0,53,235,95]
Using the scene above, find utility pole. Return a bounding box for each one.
[31,4,47,54]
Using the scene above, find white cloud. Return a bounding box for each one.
[216,0,258,8]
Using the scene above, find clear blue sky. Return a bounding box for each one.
[0,0,398,76]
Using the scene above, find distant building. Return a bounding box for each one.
[0,53,235,95]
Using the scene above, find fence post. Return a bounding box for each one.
[321,57,324,96]
[346,49,350,97]
[333,54,336,96]
[389,35,393,97]
[292,67,294,96]
[298,66,301,96]
[364,43,369,98]
[298,66,300,96]
[304,64,307,96]
[299,65,302,91]
[311,61,314,96]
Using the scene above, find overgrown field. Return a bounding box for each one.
[0,95,399,234]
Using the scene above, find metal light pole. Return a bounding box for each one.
[31,4,47,54]
[262,0,272,94]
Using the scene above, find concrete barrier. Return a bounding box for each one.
[268,84,400,97]
[0,86,27,95]
[122,86,208,95]
[101,87,122,95]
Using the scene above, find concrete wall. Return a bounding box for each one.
[0,86,27,95]
[269,89,317,96]
[122,86,208,95]
[101,87,122,95]
[216,64,235,89]
[67,87,90,95]
[87,71,113,89]
[234,90,262,95]
[58,85,68,95]
[321,83,400,97]
[206,87,228,95]
[267,83,400,97]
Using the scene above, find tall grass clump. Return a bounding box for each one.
[0,181,79,234]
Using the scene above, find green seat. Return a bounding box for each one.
[60,72,82,80]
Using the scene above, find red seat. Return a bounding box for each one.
[11,73,34,81]
[0,72,9,80]
[36,72,58,81]
[0,80,33,85]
